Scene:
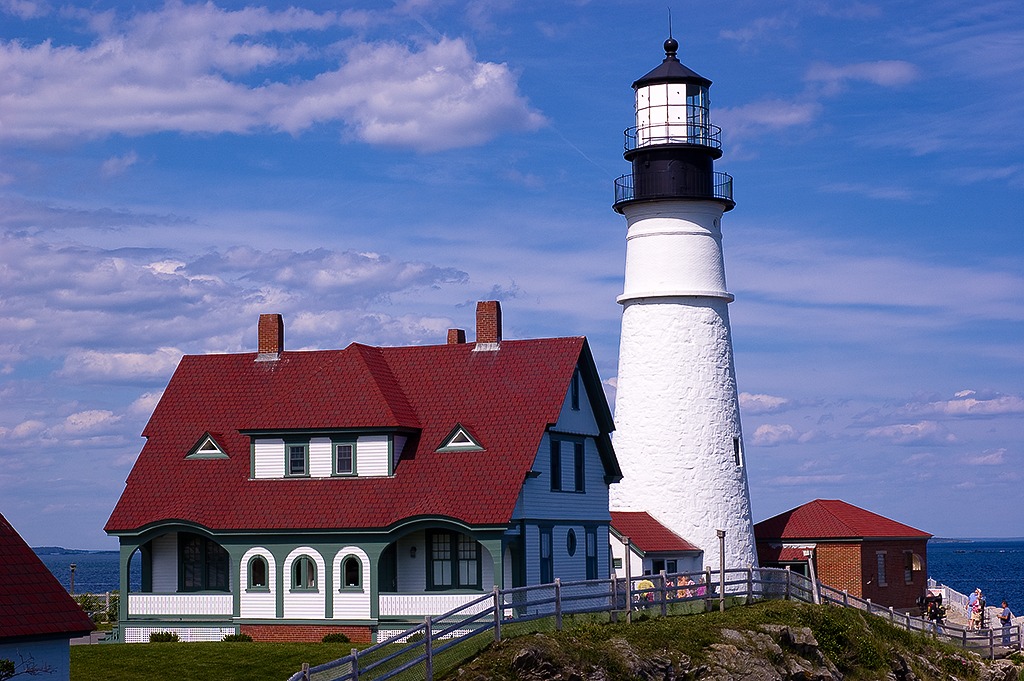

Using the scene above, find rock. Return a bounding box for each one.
[979,659,1019,681]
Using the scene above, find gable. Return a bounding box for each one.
[0,513,94,639]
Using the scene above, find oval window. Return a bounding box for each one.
[566,529,577,557]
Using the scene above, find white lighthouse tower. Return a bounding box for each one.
[609,37,758,571]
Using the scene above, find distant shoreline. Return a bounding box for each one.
[32,546,119,555]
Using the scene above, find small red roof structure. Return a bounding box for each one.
[610,511,700,553]
[754,499,931,540]
[0,513,94,640]
[755,499,931,610]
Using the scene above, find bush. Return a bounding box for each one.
[223,633,253,642]
[149,631,180,643]
[321,632,350,643]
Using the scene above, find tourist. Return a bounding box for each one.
[968,589,980,630]
[998,601,1013,646]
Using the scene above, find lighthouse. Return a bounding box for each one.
[609,37,758,571]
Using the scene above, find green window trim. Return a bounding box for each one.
[332,439,357,476]
[247,555,270,592]
[339,555,363,591]
[291,555,318,591]
[285,441,309,477]
[426,530,482,591]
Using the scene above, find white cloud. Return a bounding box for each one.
[967,448,1006,466]
[805,60,920,93]
[0,5,544,151]
[864,420,956,445]
[899,393,1024,418]
[740,392,792,414]
[752,423,801,446]
[53,409,121,435]
[60,347,183,382]
[101,151,139,177]
[0,0,47,20]
[129,391,163,416]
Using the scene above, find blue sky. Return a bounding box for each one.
[0,0,1021,550]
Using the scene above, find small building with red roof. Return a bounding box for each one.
[609,511,702,579]
[754,499,931,609]
[105,302,622,643]
[0,512,94,680]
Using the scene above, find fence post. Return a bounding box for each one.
[704,568,713,612]
[866,598,872,615]
[493,585,502,643]
[784,567,791,601]
[660,570,668,617]
[989,627,995,660]
[301,662,309,681]
[610,574,618,623]
[351,648,359,681]
[843,590,849,607]
[626,574,633,624]
[425,616,433,681]
[747,567,753,602]
[555,578,562,631]
[889,605,895,623]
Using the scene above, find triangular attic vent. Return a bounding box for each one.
[436,424,484,452]
[186,433,228,459]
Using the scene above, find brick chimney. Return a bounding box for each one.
[447,328,466,344]
[257,313,283,361]
[474,300,501,351]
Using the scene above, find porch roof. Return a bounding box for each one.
[610,511,701,554]
[106,336,617,533]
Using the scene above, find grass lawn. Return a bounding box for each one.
[71,642,357,681]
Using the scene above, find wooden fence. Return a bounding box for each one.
[287,567,1021,681]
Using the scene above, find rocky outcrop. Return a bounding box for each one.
[454,624,1021,681]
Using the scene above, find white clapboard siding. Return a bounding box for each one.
[283,548,326,619]
[357,435,389,476]
[151,533,178,593]
[253,438,285,478]
[395,531,425,592]
[332,547,371,619]
[239,548,277,619]
[309,437,333,477]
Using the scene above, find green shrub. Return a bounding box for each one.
[223,633,254,642]
[149,631,180,643]
[321,632,350,643]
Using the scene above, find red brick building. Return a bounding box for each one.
[754,499,930,610]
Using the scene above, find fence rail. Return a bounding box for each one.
[288,568,1021,681]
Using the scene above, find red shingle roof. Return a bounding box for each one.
[754,499,931,541]
[106,337,615,533]
[610,511,700,553]
[0,513,94,639]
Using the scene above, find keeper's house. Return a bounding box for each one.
[755,499,930,610]
[105,302,621,643]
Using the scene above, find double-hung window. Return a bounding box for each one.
[550,436,585,493]
[286,442,308,476]
[427,531,480,590]
[334,441,355,476]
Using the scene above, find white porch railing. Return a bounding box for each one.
[378,592,490,617]
[128,593,233,617]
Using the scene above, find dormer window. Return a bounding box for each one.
[286,442,308,477]
[436,424,484,452]
[186,433,227,459]
[334,441,356,476]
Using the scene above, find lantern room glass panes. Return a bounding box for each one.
[635,83,710,147]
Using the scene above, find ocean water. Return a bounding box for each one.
[927,539,1024,613]
[35,539,1024,611]
[36,550,140,594]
